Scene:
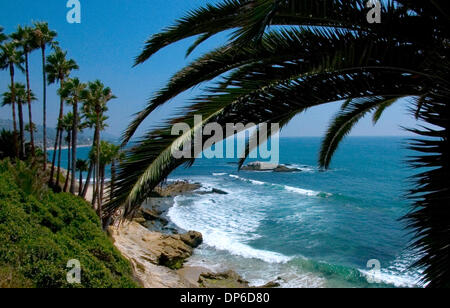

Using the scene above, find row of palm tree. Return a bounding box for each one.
[1,23,121,215]
[0,23,55,162]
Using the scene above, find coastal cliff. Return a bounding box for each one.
[107,180,274,288]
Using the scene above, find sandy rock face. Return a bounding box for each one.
[198,270,250,288]
[109,221,202,287]
[178,231,203,248]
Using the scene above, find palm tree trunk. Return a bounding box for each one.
[64,131,71,192]
[54,79,65,188]
[81,125,99,198]
[17,100,25,159]
[9,64,19,158]
[49,128,59,186]
[79,169,83,195]
[10,101,17,155]
[81,160,93,198]
[50,78,65,184]
[110,160,116,202]
[92,164,97,206]
[42,46,47,170]
[25,52,35,158]
[55,128,63,189]
[70,100,78,194]
[98,165,105,218]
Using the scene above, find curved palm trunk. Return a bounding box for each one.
[81,160,93,198]
[9,64,19,158]
[81,126,98,198]
[70,100,78,194]
[50,78,65,186]
[41,46,47,170]
[64,131,71,192]
[25,52,35,158]
[17,100,25,158]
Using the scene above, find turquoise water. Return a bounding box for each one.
[167,137,422,288]
[55,137,423,287]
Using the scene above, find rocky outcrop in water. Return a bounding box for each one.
[241,162,301,172]
[154,181,202,197]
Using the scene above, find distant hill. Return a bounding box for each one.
[0,119,118,148]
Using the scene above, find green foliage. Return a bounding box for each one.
[0,130,16,160]
[2,82,37,107]
[45,47,78,85]
[89,141,121,166]
[0,159,139,288]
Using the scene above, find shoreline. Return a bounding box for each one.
[81,181,244,288]
[47,144,91,151]
[86,180,270,288]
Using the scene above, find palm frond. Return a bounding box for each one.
[108,70,425,218]
[123,26,432,144]
[134,0,248,65]
[372,97,400,124]
[404,92,450,287]
[319,96,401,169]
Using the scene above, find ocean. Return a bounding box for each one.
[55,137,423,288]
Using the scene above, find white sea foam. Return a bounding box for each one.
[289,164,317,173]
[212,173,227,176]
[229,174,265,185]
[168,192,292,264]
[359,251,423,288]
[228,174,330,197]
[283,185,320,197]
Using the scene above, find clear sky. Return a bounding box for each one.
[0,0,420,138]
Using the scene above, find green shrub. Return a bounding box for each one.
[0,159,139,288]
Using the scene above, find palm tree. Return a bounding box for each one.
[4,83,36,158]
[33,22,57,170]
[46,47,78,186]
[1,84,26,154]
[80,81,115,202]
[76,159,89,195]
[3,83,37,158]
[0,42,24,158]
[59,77,87,193]
[89,141,117,217]
[11,26,38,158]
[25,122,37,137]
[80,112,109,198]
[107,1,450,287]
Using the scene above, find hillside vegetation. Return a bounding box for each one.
[0,159,139,288]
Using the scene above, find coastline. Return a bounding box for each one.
[48,144,91,151]
[83,180,257,288]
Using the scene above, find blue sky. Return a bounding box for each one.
[0,0,419,138]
